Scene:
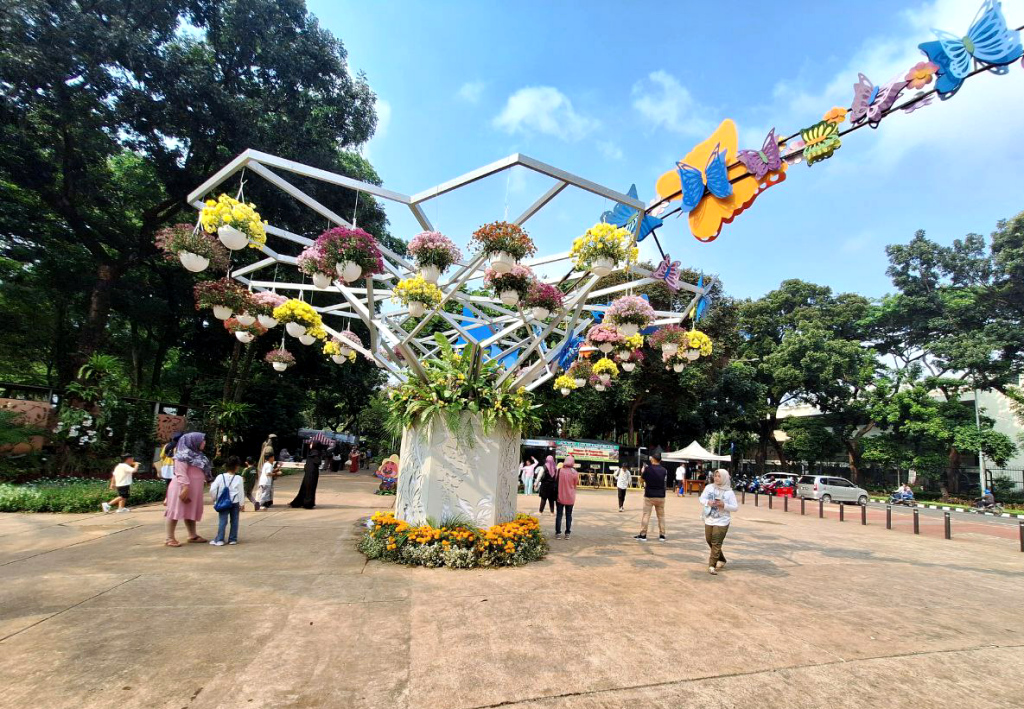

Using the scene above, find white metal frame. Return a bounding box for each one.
[189,150,711,391]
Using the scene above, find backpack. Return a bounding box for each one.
[214,474,235,512]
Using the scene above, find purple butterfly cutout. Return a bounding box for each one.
[902,92,934,114]
[737,128,783,179]
[851,73,908,127]
[653,254,681,292]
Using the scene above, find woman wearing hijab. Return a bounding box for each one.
[554,456,579,540]
[290,443,322,509]
[164,432,211,547]
[699,468,739,575]
[537,455,558,514]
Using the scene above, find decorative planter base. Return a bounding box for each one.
[235,312,256,327]
[212,305,233,320]
[257,315,279,329]
[408,301,426,318]
[499,290,520,306]
[618,323,639,338]
[178,251,210,272]
[420,264,440,284]
[312,272,332,289]
[395,415,520,528]
[622,362,636,372]
[331,354,345,364]
[272,361,288,372]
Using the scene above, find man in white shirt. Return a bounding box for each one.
[102,453,138,514]
[615,466,631,512]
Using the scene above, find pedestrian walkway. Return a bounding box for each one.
[1,474,1021,708]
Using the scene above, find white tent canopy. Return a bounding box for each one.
[661,441,731,462]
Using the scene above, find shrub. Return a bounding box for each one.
[0,478,168,513]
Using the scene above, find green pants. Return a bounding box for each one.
[704,524,730,567]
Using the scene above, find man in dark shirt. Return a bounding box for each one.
[634,453,668,542]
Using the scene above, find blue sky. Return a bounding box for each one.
[308,0,1024,300]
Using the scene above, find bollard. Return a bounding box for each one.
[741,489,745,505]
[755,492,759,507]
[784,496,789,513]
[944,511,951,540]
[913,508,920,535]
[769,494,773,510]
[839,503,845,522]
[1019,521,1023,553]
[801,497,805,515]
[861,502,867,526]
[886,504,892,530]
[819,498,824,518]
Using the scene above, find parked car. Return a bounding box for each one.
[797,475,869,505]
[761,473,797,484]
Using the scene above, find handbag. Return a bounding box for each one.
[214,474,235,512]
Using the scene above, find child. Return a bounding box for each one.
[255,452,281,510]
[241,456,258,511]
[209,456,244,546]
[102,453,138,514]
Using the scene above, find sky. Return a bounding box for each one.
[307,0,1024,300]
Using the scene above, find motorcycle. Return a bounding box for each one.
[974,500,1005,515]
[888,492,916,507]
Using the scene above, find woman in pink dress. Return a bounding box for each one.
[164,432,211,547]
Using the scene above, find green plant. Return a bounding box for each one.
[0,478,168,513]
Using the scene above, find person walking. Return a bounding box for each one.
[615,466,631,512]
[554,455,579,540]
[164,432,211,547]
[255,453,280,510]
[537,455,558,514]
[241,456,258,510]
[290,444,322,509]
[209,456,244,546]
[520,456,538,495]
[257,433,276,472]
[676,462,688,496]
[700,468,738,575]
[634,453,668,542]
[102,453,138,514]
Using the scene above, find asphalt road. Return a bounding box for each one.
[867,500,1022,528]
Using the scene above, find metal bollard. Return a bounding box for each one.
[1019,521,1023,552]
[839,503,845,522]
[819,498,824,519]
[944,511,951,540]
[741,489,745,505]
[913,508,920,535]
[755,492,759,507]
[768,494,773,510]
[886,504,891,530]
[784,496,788,512]
[861,502,867,525]
[801,497,805,515]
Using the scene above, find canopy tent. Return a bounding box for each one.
[661,441,731,462]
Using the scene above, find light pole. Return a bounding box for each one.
[973,388,987,495]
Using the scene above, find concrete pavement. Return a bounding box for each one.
[1,472,1022,708]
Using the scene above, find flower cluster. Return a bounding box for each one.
[592,357,619,378]
[324,339,357,361]
[905,61,939,90]
[620,348,645,365]
[296,243,333,278]
[360,511,547,568]
[249,291,287,316]
[393,275,443,306]
[223,317,268,337]
[484,264,534,299]
[200,194,267,248]
[409,231,462,270]
[339,330,362,347]
[607,295,656,328]
[570,223,637,270]
[823,106,848,125]
[272,299,323,328]
[193,278,252,312]
[264,348,295,365]
[471,221,537,260]
[316,226,384,276]
[687,329,713,356]
[554,374,578,391]
[622,333,644,351]
[649,324,687,348]
[585,323,624,346]
[524,281,564,311]
[567,358,592,380]
[155,223,229,269]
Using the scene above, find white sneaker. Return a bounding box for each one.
[228,541,238,545]
[708,566,718,575]
[101,502,111,513]
[116,508,129,514]
[210,540,225,546]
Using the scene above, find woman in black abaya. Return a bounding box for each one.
[289,444,322,509]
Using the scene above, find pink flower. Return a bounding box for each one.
[607,295,655,327]
[905,61,938,90]
[586,324,624,345]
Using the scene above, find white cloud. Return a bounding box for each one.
[457,81,486,104]
[374,98,391,140]
[492,86,599,141]
[597,140,624,160]
[632,70,714,137]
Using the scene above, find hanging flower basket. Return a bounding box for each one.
[200,194,267,251]
[471,222,536,273]
[296,242,336,289]
[685,330,713,360]
[649,324,687,356]
[235,312,256,327]
[567,359,592,388]
[273,299,323,339]
[607,295,655,337]
[249,292,287,328]
[314,226,385,283]
[619,348,645,372]
[223,317,268,344]
[570,223,637,276]
[324,338,358,364]
[484,265,533,307]
[194,278,252,321]
[592,357,619,386]
[524,281,564,321]
[409,231,462,283]
[554,374,578,397]
[265,348,296,372]
[338,330,363,356]
[392,275,443,318]
[590,374,607,392]
[585,324,624,354]
[155,224,230,273]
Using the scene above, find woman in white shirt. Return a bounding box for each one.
[615,467,631,512]
[699,469,738,575]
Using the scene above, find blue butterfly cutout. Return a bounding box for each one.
[919,0,1022,99]
[601,184,663,243]
[678,143,733,212]
[592,294,659,335]
[557,334,583,371]
[693,274,713,322]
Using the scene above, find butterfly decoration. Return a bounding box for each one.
[692,274,713,322]
[902,93,934,114]
[556,335,582,372]
[850,74,909,127]
[799,121,841,165]
[919,0,1023,99]
[601,184,664,242]
[653,254,681,292]
[737,128,783,180]
[677,143,734,211]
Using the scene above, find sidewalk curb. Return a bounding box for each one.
[869,498,1024,519]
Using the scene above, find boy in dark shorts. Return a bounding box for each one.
[102,453,138,514]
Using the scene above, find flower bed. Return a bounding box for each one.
[0,478,169,513]
[359,511,547,568]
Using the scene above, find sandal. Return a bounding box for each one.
[165,539,182,547]
[187,536,208,544]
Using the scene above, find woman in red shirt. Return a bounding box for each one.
[554,455,579,540]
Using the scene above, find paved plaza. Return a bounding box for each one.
[1,472,1022,709]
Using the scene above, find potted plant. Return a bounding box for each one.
[155,223,230,273]
[272,299,323,338]
[569,222,637,277]
[265,348,296,372]
[194,278,252,321]
[592,357,619,386]
[324,338,357,364]
[471,221,536,274]
[586,324,624,354]
[620,348,645,372]
[524,281,564,321]
[567,359,592,388]
[685,330,713,361]
[649,324,687,356]
[297,243,335,289]
[662,349,689,372]
[606,295,655,338]
[554,374,578,397]
[392,275,443,317]
[316,226,385,283]
[298,323,325,346]
[337,329,363,356]
[408,231,462,284]
[199,194,267,251]
[223,316,268,344]
[590,374,607,392]
[484,264,534,307]
[250,291,287,329]
[615,333,645,361]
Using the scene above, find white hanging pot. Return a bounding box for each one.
[234,331,254,344]
[212,305,233,321]
[616,351,630,361]
[408,301,426,318]
[312,272,332,289]
[285,322,307,338]
[594,383,606,392]
[591,256,615,277]
[673,362,686,373]
[339,345,353,357]
[489,251,514,274]
[298,334,316,346]
[272,361,288,372]
[661,342,678,357]
[599,373,611,385]
[235,312,256,327]
[686,348,701,361]
[217,225,249,250]
[257,315,279,329]
[598,342,613,354]
[500,290,520,306]
[573,377,586,388]
[336,261,363,282]
[622,362,636,372]
[618,322,639,338]
[178,251,209,273]
[331,354,345,364]
[560,388,571,397]
[530,306,550,321]
[420,264,440,284]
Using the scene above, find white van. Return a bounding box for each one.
[797,475,868,505]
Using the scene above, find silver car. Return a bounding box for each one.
[797,475,869,505]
